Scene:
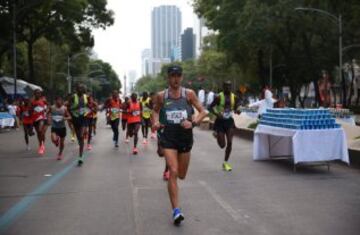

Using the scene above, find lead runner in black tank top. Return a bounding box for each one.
[152,65,208,225]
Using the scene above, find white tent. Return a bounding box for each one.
[0,76,42,97]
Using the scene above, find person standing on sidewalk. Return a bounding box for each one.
[152,65,208,225]
[48,96,71,160]
[105,90,122,147]
[68,83,90,166]
[210,81,241,172]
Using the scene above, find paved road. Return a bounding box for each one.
[0,117,360,235]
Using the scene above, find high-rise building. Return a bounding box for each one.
[141,49,152,76]
[194,17,213,58]
[128,70,137,93]
[181,28,196,61]
[151,5,182,74]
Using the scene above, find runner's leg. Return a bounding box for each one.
[177,152,191,179]
[133,123,140,148]
[216,131,226,149]
[224,128,234,162]
[23,125,29,146]
[164,149,180,209]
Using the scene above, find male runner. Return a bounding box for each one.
[85,95,98,150]
[126,93,141,154]
[105,90,122,147]
[210,81,240,171]
[149,92,157,139]
[68,83,90,166]
[19,98,34,150]
[140,92,152,144]
[48,96,70,160]
[152,65,207,225]
[121,97,130,143]
[31,89,49,155]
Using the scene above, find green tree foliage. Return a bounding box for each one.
[194,0,360,106]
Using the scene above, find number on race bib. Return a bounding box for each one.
[166,110,188,124]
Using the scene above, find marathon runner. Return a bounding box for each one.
[152,65,208,225]
[65,94,76,142]
[149,92,157,139]
[105,90,122,147]
[68,83,90,166]
[85,95,98,150]
[126,93,141,154]
[140,92,152,144]
[48,96,71,160]
[209,81,240,171]
[19,98,34,150]
[31,89,49,155]
[121,97,130,143]
[92,98,98,136]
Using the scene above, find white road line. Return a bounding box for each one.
[198,180,249,224]
[129,162,141,235]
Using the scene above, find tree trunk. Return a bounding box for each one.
[27,40,35,84]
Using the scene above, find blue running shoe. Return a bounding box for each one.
[173,208,184,225]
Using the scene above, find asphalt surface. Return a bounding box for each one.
[0,116,360,235]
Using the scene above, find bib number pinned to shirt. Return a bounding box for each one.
[166,110,188,124]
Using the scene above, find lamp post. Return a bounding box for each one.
[295,7,344,105]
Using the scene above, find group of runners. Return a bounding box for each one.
[18,84,98,166]
[15,64,242,225]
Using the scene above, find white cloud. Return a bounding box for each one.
[93,0,196,86]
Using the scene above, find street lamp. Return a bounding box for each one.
[295,7,344,105]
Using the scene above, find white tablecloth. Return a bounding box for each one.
[253,125,349,164]
[0,118,14,127]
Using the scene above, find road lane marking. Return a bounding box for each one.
[198,180,249,224]
[0,153,88,233]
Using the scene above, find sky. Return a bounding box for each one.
[92,0,196,86]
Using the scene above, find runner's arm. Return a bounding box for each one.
[151,92,164,130]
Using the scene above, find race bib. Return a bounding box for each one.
[79,107,89,115]
[132,110,141,116]
[111,108,120,114]
[34,106,44,113]
[23,111,30,117]
[52,115,64,122]
[223,111,233,119]
[166,110,188,124]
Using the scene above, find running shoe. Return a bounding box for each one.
[143,139,148,145]
[26,145,31,151]
[86,144,92,151]
[132,147,138,155]
[173,208,184,225]
[222,162,232,171]
[125,138,130,143]
[57,154,63,161]
[115,142,119,148]
[77,157,84,167]
[151,133,156,139]
[163,170,170,181]
[38,144,45,155]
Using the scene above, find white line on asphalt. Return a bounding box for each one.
[198,180,249,224]
[129,158,141,235]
